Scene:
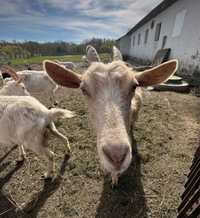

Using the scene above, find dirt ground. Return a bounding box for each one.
[0,64,200,218]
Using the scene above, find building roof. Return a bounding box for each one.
[117,0,179,41]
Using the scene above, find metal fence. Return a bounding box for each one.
[177,145,200,217]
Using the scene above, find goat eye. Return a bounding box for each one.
[127,84,137,96]
[81,87,90,96]
[130,84,137,93]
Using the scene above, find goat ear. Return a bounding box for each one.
[16,74,25,84]
[113,46,123,61]
[44,60,81,88]
[86,45,101,63]
[135,59,178,87]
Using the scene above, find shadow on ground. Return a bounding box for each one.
[0,145,23,218]
[95,138,148,218]
[18,154,70,218]
[0,147,69,218]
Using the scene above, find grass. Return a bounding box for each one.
[10,53,110,65]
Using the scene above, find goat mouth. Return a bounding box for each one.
[103,150,127,171]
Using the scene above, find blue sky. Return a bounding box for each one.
[0,0,163,43]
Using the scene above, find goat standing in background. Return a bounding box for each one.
[54,60,76,70]
[0,68,75,178]
[2,65,59,106]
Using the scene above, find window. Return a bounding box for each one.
[144,29,149,44]
[138,33,141,45]
[172,9,187,37]
[151,20,155,29]
[132,35,135,47]
[162,35,167,48]
[155,23,162,41]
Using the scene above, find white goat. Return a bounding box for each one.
[0,69,75,178]
[44,45,178,185]
[0,80,30,96]
[2,66,59,105]
[0,66,28,96]
[0,96,74,178]
[55,61,76,70]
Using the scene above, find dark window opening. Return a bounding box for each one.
[151,20,155,29]
[162,35,167,48]
[144,29,149,44]
[155,23,162,41]
[132,35,135,47]
[138,33,141,45]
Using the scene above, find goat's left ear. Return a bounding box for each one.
[44,60,82,88]
[135,59,178,87]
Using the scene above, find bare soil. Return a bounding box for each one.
[0,64,200,218]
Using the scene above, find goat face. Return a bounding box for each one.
[80,62,136,181]
[44,46,178,185]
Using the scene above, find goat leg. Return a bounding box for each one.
[17,145,26,163]
[48,122,71,153]
[43,148,55,179]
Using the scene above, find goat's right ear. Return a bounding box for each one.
[135,59,178,87]
[44,60,81,88]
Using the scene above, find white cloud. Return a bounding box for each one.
[0,0,164,41]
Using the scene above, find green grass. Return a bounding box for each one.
[10,53,110,65]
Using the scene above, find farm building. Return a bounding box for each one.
[117,0,200,85]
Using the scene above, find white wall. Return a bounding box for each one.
[118,35,131,56]
[120,0,200,73]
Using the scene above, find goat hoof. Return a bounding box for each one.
[54,101,58,106]
[66,146,72,154]
[44,177,53,182]
[15,160,24,166]
[41,176,53,184]
[16,158,25,165]
[42,172,54,180]
[66,148,72,154]
[64,153,71,160]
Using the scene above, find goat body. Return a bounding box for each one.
[5,70,59,105]
[0,96,73,177]
[17,70,57,92]
[58,61,76,70]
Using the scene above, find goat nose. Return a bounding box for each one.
[102,144,129,170]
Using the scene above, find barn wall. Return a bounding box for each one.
[119,0,200,84]
[118,35,131,57]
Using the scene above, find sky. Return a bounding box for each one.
[0,0,163,43]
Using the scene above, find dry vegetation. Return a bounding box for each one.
[0,63,199,218]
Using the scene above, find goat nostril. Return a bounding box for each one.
[102,145,129,169]
[120,148,128,163]
[102,146,114,164]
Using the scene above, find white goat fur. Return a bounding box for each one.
[0,96,74,177]
[44,45,178,185]
[5,70,59,105]
[0,79,74,177]
[58,61,76,70]
[0,80,30,96]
